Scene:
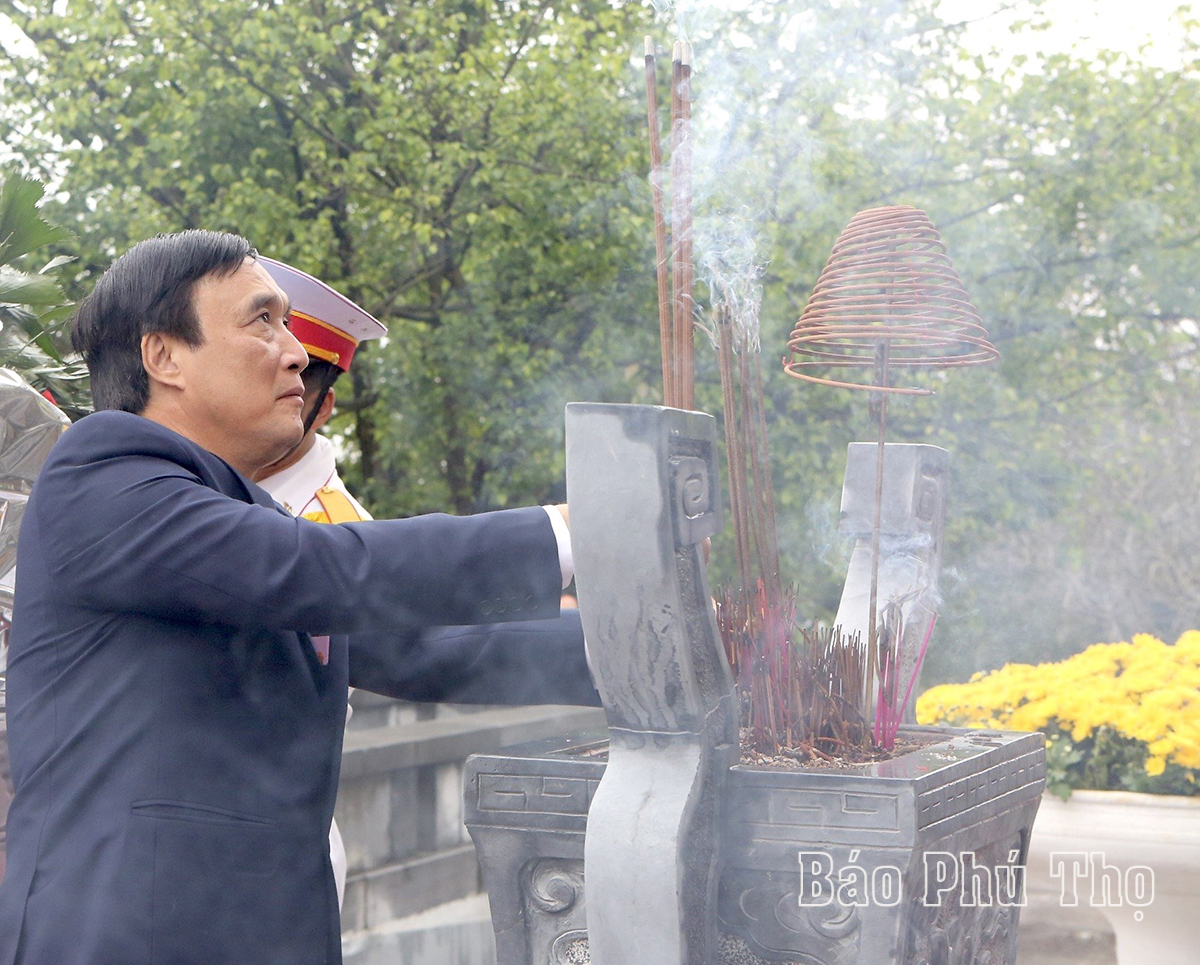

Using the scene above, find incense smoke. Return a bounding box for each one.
[695,212,765,350]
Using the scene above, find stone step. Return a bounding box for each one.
[340,704,606,781]
[342,842,483,934]
[342,893,496,965]
[336,703,605,939]
[337,705,606,870]
[347,691,500,732]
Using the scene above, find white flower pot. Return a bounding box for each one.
[1025,789,1200,965]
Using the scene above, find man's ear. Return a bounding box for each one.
[311,386,336,432]
[141,332,186,390]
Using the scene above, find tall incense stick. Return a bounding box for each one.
[716,307,753,594]
[670,42,684,409]
[678,42,694,410]
[644,37,673,406]
[669,42,696,410]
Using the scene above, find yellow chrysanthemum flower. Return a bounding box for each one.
[916,632,1200,788]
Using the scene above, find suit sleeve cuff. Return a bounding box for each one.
[542,505,573,590]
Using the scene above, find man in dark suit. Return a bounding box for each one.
[0,230,596,964]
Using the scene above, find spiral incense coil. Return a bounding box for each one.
[783,205,998,394]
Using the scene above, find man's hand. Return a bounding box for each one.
[554,503,569,529]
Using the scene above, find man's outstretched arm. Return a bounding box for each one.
[348,609,600,707]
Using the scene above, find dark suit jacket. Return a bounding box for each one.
[0,410,596,965]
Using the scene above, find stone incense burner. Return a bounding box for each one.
[465,404,1044,965]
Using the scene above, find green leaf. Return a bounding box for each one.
[0,172,68,264]
[0,267,64,307]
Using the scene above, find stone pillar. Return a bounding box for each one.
[565,403,738,965]
[833,443,948,723]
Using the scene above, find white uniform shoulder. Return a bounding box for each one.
[258,435,372,521]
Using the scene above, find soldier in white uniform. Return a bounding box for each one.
[252,258,386,908]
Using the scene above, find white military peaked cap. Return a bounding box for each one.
[259,257,386,372]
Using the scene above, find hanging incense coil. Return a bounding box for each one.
[783,205,998,394]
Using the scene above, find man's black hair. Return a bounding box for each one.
[299,358,342,437]
[71,230,255,413]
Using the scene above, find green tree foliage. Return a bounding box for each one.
[910,46,1200,675]
[3,0,1199,679]
[0,170,88,413]
[0,0,657,513]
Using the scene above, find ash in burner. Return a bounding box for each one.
[738,729,941,770]
[560,740,609,759]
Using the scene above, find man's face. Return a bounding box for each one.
[174,257,309,475]
[251,370,329,481]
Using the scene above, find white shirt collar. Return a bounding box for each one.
[257,434,337,516]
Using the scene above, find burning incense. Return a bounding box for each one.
[873,606,938,749]
[670,42,694,410]
[679,43,694,410]
[892,611,937,742]
[644,36,695,411]
[750,350,782,598]
[670,43,683,409]
[716,307,753,594]
[712,268,799,757]
[644,37,673,407]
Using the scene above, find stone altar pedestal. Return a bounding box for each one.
[465,404,1045,965]
[467,726,1044,965]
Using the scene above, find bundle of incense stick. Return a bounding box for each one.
[794,624,873,757]
[715,305,780,601]
[717,581,796,754]
[644,37,693,410]
[873,607,938,750]
[713,303,791,756]
[719,601,877,759]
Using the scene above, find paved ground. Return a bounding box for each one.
[1017,890,1118,965]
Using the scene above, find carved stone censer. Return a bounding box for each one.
[464,208,1041,965]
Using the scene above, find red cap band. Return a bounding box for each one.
[288,310,360,371]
